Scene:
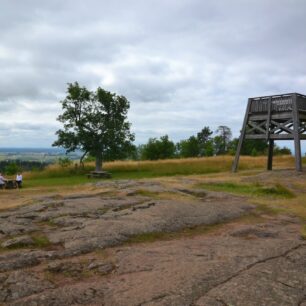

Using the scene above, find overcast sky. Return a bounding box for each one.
[1,0,306,151]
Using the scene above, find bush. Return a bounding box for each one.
[4,162,20,175]
[141,135,176,160]
[58,157,73,168]
[274,146,291,155]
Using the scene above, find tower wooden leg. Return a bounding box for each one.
[232,99,251,173]
[232,135,244,172]
[294,136,302,171]
[267,139,274,170]
[292,93,302,172]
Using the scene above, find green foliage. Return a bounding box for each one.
[178,136,200,158]
[58,157,72,168]
[176,127,214,158]
[248,140,267,155]
[274,146,292,155]
[215,125,232,154]
[251,148,258,156]
[31,234,51,248]
[141,135,176,160]
[53,82,134,170]
[240,139,268,155]
[213,135,225,155]
[202,140,214,156]
[228,138,291,157]
[197,126,214,156]
[197,126,213,145]
[4,162,20,175]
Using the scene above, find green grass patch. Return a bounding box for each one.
[31,234,51,248]
[0,240,31,250]
[0,233,51,252]
[196,182,295,199]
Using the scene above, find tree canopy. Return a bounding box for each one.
[140,135,176,160]
[215,125,232,154]
[53,82,134,171]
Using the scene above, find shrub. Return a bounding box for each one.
[4,162,20,175]
[58,157,73,168]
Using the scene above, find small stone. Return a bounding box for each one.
[88,261,100,270]
[47,262,63,273]
[87,261,113,274]
[97,263,113,274]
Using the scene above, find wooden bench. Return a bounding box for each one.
[87,171,111,179]
[4,180,17,189]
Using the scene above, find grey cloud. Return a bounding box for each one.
[0,0,306,150]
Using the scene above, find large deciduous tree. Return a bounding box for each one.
[53,82,135,171]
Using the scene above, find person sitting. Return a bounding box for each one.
[0,173,6,189]
[16,172,23,188]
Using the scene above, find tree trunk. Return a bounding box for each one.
[79,151,88,169]
[95,154,102,171]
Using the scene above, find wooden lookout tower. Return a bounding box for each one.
[232,93,306,172]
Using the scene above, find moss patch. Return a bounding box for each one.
[31,234,51,248]
[196,182,294,199]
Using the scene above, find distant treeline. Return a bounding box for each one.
[0,160,50,175]
[0,126,293,174]
[85,125,292,162]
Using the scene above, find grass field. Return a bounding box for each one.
[18,155,305,187]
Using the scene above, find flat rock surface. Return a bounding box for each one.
[0,177,305,305]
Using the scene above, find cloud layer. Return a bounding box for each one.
[1,0,306,151]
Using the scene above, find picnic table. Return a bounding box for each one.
[87,171,111,179]
[4,179,17,189]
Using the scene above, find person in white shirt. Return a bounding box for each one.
[0,173,6,189]
[16,173,23,188]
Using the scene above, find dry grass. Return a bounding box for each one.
[24,155,302,181]
[104,155,298,173]
[252,195,306,221]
